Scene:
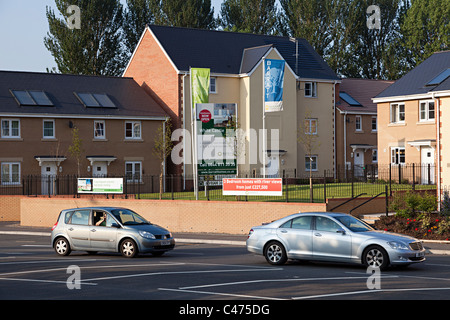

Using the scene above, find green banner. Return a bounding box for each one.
[191,68,210,109]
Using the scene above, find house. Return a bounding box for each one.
[335,78,393,177]
[373,50,450,199]
[123,25,340,179]
[0,70,167,194]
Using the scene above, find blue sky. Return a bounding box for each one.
[0,0,223,73]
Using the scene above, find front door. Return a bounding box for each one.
[266,155,280,177]
[92,162,107,177]
[353,149,364,177]
[421,147,435,184]
[41,162,57,195]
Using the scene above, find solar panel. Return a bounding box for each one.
[426,68,450,86]
[11,90,54,106]
[75,92,116,108]
[339,92,362,106]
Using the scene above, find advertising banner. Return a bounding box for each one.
[222,178,283,196]
[191,68,210,109]
[195,103,237,179]
[77,178,123,194]
[264,59,285,112]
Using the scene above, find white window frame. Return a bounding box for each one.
[305,155,318,172]
[371,116,377,132]
[125,121,141,140]
[390,103,405,123]
[391,147,405,165]
[42,119,55,139]
[355,115,362,131]
[305,118,318,135]
[419,100,435,122]
[1,119,20,138]
[372,149,378,163]
[1,162,21,185]
[210,77,217,94]
[304,82,317,98]
[125,161,142,182]
[94,120,106,139]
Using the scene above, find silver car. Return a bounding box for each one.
[246,212,425,270]
[51,207,175,258]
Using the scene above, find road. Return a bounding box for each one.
[1,231,450,305]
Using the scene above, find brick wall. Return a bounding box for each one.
[0,196,21,221]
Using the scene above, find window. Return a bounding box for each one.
[391,147,405,165]
[304,82,317,97]
[43,120,55,139]
[210,77,217,93]
[305,155,318,171]
[339,92,361,106]
[1,162,20,185]
[419,100,435,122]
[371,116,377,132]
[426,68,450,86]
[390,103,405,123]
[68,210,91,225]
[125,161,141,182]
[75,92,116,108]
[125,121,141,139]
[1,119,20,138]
[304,118,318,135]
[11,90,53,106]
[372,149,378,163]
[94,120,105,139]
[315,216,341,233]
[355,116,362,131]
[280,216,313,230]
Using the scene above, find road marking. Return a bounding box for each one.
[0,277,97,286]
[158,287,285,300]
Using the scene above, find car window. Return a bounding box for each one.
[279,216,312,230]
[110,208,150,225]
[315,216,341,232]
[291,216,312,230]
[68,210,90,226]
[334,215,373,232]
[93,210,115,227]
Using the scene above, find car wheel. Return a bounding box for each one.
[54,237,71,256]
[120,239,138,258]
[264,241,287,265]
[363,245,389,270]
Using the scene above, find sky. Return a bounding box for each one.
[0,0,224,73]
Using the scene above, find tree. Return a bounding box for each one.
[44,0,127,76]
[152,119,174,199]
[156,0,215,29]
[123,0,160,56]
[219,0,278,34]
[401,0,449,67]
[68,127,84,176]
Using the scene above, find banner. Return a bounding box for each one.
[191,68,210,109]
[222,178,283,196]
[264,59,285,112]
[77,178,123,194]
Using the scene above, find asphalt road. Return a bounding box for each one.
[1,229,450,305]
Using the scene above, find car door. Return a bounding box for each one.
[66,209,91,249]
[89,210,118,251]
[312,216,352,261]
[276,215,313,259]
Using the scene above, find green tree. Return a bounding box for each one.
[156,0,215,29]
[401,0,449,67]
[68,127,84,176]
[44,0,127,76]
[123,0,160,56]
[219,0,278,34]
[152,119,174,199]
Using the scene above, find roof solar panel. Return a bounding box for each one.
[339,92,362,106]
[426,68,450,86]
[11,90,54,106]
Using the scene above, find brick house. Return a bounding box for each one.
[335,78,393,177]
[123,25,340,178]
[0,71,167,194]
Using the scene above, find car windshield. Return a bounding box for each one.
[334,215,374,232]
[110,209,150,225]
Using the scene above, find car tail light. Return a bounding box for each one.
[247,229,254,239]
[51,221,58,231]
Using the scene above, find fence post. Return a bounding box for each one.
[171,175,174,200]
[285,176,289,202]
[389,164,392,196]
[385,184,389,217]
[412,163,415,191]
[351,164,354,198]
[323,170,327,203]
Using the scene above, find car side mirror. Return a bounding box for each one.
[336,229,346,235]
[111,223,120,228]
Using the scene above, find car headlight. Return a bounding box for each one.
[139,231,156,239]
[388,241,409,250]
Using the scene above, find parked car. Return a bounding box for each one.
[246,212,425,270]
[51,207,175,258]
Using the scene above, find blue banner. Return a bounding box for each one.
[264,59,285,112]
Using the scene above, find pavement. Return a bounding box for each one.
[0,221,449,255]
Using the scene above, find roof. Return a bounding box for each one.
[375,51,450,99]
[147,25,339,81]
[337,78,394,113]
[0,70,167,119]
